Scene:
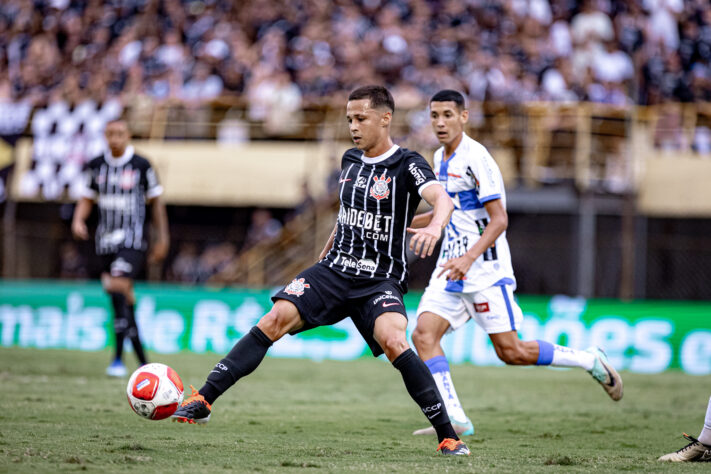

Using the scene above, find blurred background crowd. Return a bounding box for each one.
[1,0,710,298]
[2,0,711,113]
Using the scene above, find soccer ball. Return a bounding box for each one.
[126,363,184,420]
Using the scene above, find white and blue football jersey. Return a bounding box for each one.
[428,133,516,293]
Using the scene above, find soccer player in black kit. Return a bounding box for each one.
[72,119,169,377]
[173,86,470,456]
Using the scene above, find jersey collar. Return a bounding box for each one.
[441,133,469,163]
[103,145,134,167]
[361,144,399,164]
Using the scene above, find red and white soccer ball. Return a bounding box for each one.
[126,363,184,420]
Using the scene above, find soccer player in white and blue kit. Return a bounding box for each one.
[409,90,623,437]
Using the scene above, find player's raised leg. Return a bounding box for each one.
[373,312,469,455]
[172,300,303,424]
[411,311,474,436]
[465,282,623,401]
[494,331,624,401]
[659,396,711,462]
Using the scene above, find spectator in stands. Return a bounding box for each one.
[242,208,282,252]
[194,242,237,284]
[4,0,711,110]
[6,0,711,208]
[263,71,303,136]
[592,39,634,86]
[0,75,31,140]
[571,0,615,47]
[169,242,200,283]
[182,61,224,104]
[205,242,239,285]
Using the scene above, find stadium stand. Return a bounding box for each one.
[2,0,711,298]
[3,0,711,109]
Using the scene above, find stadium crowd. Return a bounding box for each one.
[2,0,711,114]
[5,0,711,283]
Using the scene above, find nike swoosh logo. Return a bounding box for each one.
[427,412,440,420]
[602,363,616,387]
[339,178,351,183]
[382,302,400,307]
[701,450,711,461]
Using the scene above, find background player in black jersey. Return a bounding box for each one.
[172,85,470,455]
[71,118,169,377]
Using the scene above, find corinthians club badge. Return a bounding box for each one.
[370,172,391,200]
[284,278,310,297]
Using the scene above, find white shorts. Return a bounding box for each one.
[416,283,524,334]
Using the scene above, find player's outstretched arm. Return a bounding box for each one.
[318,223,338,261]
[438,198,508,280]
[148,196,170,263]
[406,184,453,258]
[71,197,94,240]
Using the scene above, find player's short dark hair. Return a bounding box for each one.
[430,90,466,110]
[106,117,128,127]
[105,117,132,136]
[348,85,394,112]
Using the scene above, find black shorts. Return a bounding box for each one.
[100,248,145,280]
[272,263,408,357]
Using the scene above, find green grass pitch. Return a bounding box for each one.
[0,347,708,473]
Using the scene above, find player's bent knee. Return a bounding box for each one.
[411,327,436,352]
[257,301,302,341]
[102,275,133,298]
[379,333,409,360]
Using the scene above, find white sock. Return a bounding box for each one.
[432,370,468,423]
[698,396,711,446]
[552,345,596,371]
[536,340,596,371]
[425,356,468,423]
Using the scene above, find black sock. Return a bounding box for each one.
[110,292,128,362]
[392,349,458,443]
[199,326,273,405]
[125,303,148,365]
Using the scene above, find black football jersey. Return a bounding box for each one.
[321,145,438,288]
[81,146,163,255]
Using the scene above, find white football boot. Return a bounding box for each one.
[586,347,623,401]
[659,433,711,462]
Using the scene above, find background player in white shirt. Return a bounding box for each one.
[409,90,623,437]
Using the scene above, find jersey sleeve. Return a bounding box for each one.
[405,152,438,197]
[143,161,163,199]
[79,162,99,200]
[467,148,503,204]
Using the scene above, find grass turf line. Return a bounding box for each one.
[0,347,708,473]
